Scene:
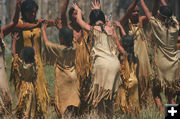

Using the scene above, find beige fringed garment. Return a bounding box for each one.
[115,55,140,113]
[0,42,12,115]
[43,41,80,115]
[13,55,37,119]
[68,25,91,96]
[149,16,180,91]
[128,20,153,104]
[86,28,121,107]
[10,19,50,117]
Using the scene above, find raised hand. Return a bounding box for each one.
[11,32,20,41]
[91,0,101,10]
[113,21,122,28]
[72,3,81,16]
[72,3,81,11]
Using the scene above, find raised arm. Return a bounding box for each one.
[161,0,167,6]
[61,0,70,27]
[41,23,48,43]
[140,0,152,21]
[11,32,19,56]
[114,21,126,37]
[120,0,139,25]
[1,0,23,36]
[72,3,91,31]
[114,29,126,55]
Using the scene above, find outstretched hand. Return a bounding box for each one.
[91,0,101,10]
[41,21,48,30]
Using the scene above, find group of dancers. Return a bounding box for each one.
[0,0,179,118]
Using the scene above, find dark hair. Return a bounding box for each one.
[122,35,135,62]
[122,35,134,54]
[59,27,74,47]
[21,0,38,21]
[21,46,35,64]
[159,6,173,18]
[89,9,105,25]
[69,7,75,22]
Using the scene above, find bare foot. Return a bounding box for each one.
[155,97,164,113]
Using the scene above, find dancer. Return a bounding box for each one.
[118,0,153,106]
[72,2,124,118]
[10,0,56,117]
[140,0,180,112]
[42,21,79,117]
[12,33,37,118]
[115,22,140,114]
[58,0,91,115]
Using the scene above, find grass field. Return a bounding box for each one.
[2,35,165,119]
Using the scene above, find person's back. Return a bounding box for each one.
[91,26,118,57]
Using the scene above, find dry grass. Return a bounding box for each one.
[2,48,165,119]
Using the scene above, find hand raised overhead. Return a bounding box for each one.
[91,0,101,10]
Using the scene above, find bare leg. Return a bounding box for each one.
[154,96,164,113]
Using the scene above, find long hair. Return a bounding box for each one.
[21,0,38,22]
[122,35,136,63]
[89,9,105,26]
[159,6,176,43]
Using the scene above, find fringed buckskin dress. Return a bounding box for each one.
[86,27,121,107]
[149,16,180,94]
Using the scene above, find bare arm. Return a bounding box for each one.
[114,28,125,54]
[12,22,40,31]
[140,0,152,21]
[72,3,91,31]
[61,0,70,27]
[161,0,167,6]
[11,32,19,56]
[114,21,126,37]
[1,0,23,36]
[47,19,56,27]
[120,0,139,25]
[41,23,48,43]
